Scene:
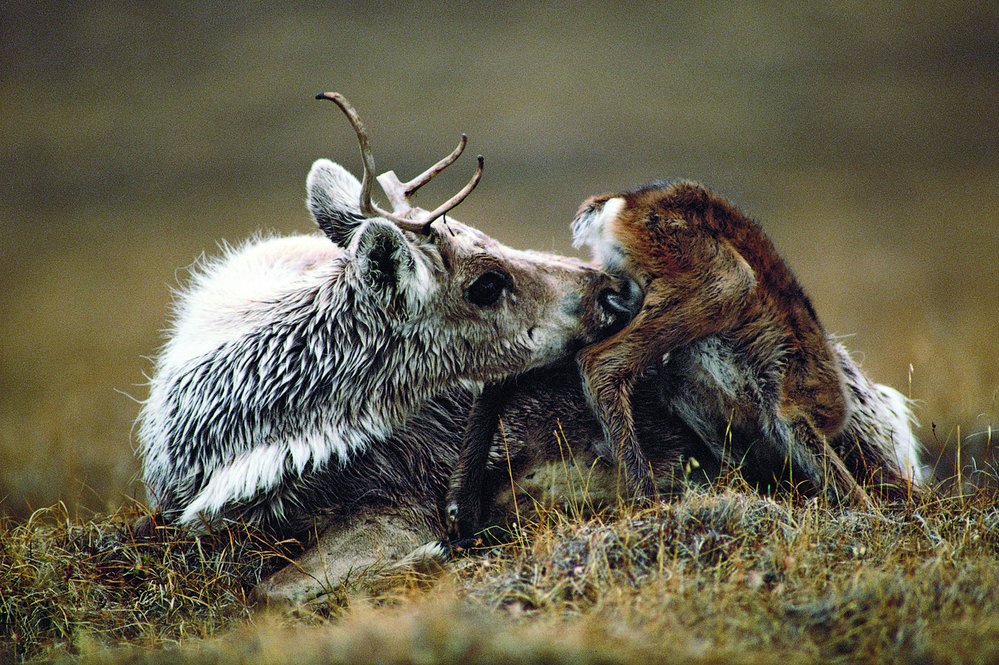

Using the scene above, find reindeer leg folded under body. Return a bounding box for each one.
[251,507,444,606]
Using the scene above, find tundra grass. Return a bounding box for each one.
[2,481,995,664]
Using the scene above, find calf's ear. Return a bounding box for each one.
[306,159,365,246]
[571,195,627,271]
[571,195,625,251]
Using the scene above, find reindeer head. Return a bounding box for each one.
[306,92,641,380]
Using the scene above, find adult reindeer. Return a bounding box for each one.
[138,93,641,542]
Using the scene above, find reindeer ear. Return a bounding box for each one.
[306,159,366,246]
[571,195,626,272]
[350,220,432,312]
[571,195,625,250]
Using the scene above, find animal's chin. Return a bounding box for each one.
[462,334,581,384]
[521,341,584,374]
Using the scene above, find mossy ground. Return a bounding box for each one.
[3,479,995,664]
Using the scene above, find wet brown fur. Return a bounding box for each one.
[575,180,913,506]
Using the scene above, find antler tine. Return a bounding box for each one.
[377,147,484,232]
[315,92,429,234]
[401,134,468,197]
[316,91,484,234]
[414,154,485,230]
[314,92,376,217]
[374,134,469,215]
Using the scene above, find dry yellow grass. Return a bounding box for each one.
[3,480,996,664]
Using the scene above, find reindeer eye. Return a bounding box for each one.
[465,270,509,308]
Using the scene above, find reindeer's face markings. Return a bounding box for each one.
[304,93,638,380]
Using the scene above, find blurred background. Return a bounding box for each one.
[1,2,995,518]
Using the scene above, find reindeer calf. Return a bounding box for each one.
[569,179,925,505]
[447,179,927,537]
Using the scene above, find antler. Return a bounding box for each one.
[316,92,484,235]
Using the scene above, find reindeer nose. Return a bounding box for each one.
[597,277,643,333]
